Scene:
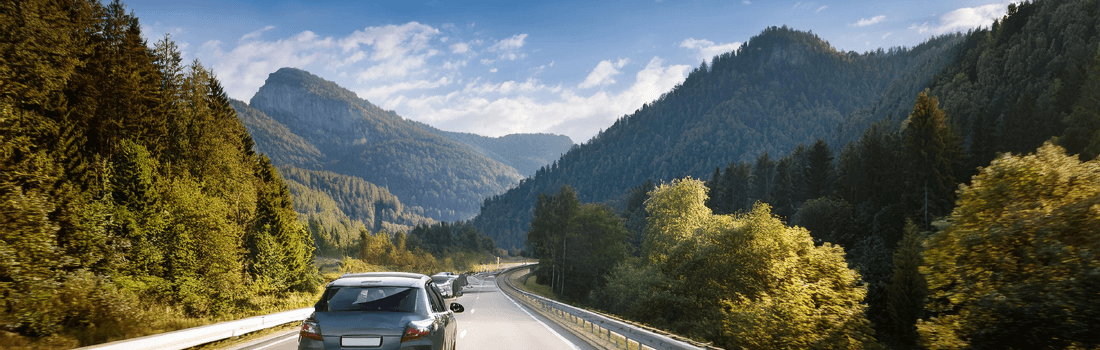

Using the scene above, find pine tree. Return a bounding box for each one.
[1060,46,1100,161]
[903,91,962,228]
[805,138,834,199]
[885,219,926,348]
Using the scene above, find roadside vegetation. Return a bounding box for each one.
[0,0,495,348]
[517,1,1100,348]
[0,0,326,347]
[526,90,1100,349]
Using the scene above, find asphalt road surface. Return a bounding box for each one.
[237,274,595,350]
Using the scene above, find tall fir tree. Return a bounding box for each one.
[903,91,962,228]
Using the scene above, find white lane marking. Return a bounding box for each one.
[499,280,581,350]
[460,329,468,338]
[253,332,299,350]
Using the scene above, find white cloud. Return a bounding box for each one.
[391,57,690,142]
[855,15,886,27]
[358,77,451,102]
[491,34,527,50]
[680,38,742,63]
[338,23,441,80]
[442,60,467,70]
[816,5,828,13]
[200,30,336,99]
[191,21,681,143]
[240,25,275,41]
[199,22,450,99]
[579,58,629,88]
[355,54,432,81]
[924,2,1013,34]
[489,34,528,61]
[450,42,470,54]
[742,1,751,5]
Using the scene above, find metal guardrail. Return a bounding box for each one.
[498,264,722,350]
[77,307,313,350]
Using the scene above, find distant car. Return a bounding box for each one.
[298,272,464,350]
[430,273,459,298]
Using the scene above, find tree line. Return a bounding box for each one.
[527,89,1099,349]
[516,1,1100,348]
[1,0,321,346]
[474,26,964,251]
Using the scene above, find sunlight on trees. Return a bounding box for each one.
[606,178,879,349]
[919,142,1100,349]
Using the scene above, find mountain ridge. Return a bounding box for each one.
[234,68,573,229]
[472,26,965,249]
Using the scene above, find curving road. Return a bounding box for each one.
[236,274,595,350]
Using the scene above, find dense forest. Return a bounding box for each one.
[235,68,575,223]
[474,26,964,250]
[521,0,1100,349]
[0,1,509,347]
[0,0,321,346]
[281,165,434,256]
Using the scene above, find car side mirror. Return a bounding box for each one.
[449,302,464,313]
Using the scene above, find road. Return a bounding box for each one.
[236,274,595,350]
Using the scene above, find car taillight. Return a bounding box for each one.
[300,319,323,341]
[401,320,433,342]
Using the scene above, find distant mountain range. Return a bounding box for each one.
[233,68,573,233]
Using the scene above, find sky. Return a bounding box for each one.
[126,0,1016,143]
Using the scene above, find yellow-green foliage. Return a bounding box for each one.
[919,142,1100,349]
[643,178,711,266]
[607,178,879,349]
[0,0,320,345]
[353,230,495,276]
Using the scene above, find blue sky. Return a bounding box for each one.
[128,0,1015,143]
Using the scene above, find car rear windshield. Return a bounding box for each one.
[431,276,452,283]
[318,286,419,312]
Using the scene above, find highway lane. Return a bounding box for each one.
[236,274,594,350]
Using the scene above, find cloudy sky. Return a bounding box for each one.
[128,0,1015,143]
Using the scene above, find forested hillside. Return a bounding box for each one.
[475,26,963,250]
[240,68,524,222]
[426,128,574,177]
[0,0,319,346]
[233,100,438,255]
[521,0,1100,348]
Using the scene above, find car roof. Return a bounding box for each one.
[329,272,430,288]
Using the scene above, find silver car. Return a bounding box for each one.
[430,274,459,298]
[298,272,464,350]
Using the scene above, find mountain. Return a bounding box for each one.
[472,26,965,250]
[235,68,572,226]
[425,126,574,177]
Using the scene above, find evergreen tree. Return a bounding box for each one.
[749,152,776,205]
[805,138,835,198]
[1060,46,1100,161]
[885,219,926,349]
[903,91,962,228]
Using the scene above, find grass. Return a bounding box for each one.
[506,267,560,301]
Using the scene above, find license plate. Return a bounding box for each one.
[341,336,382,347]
